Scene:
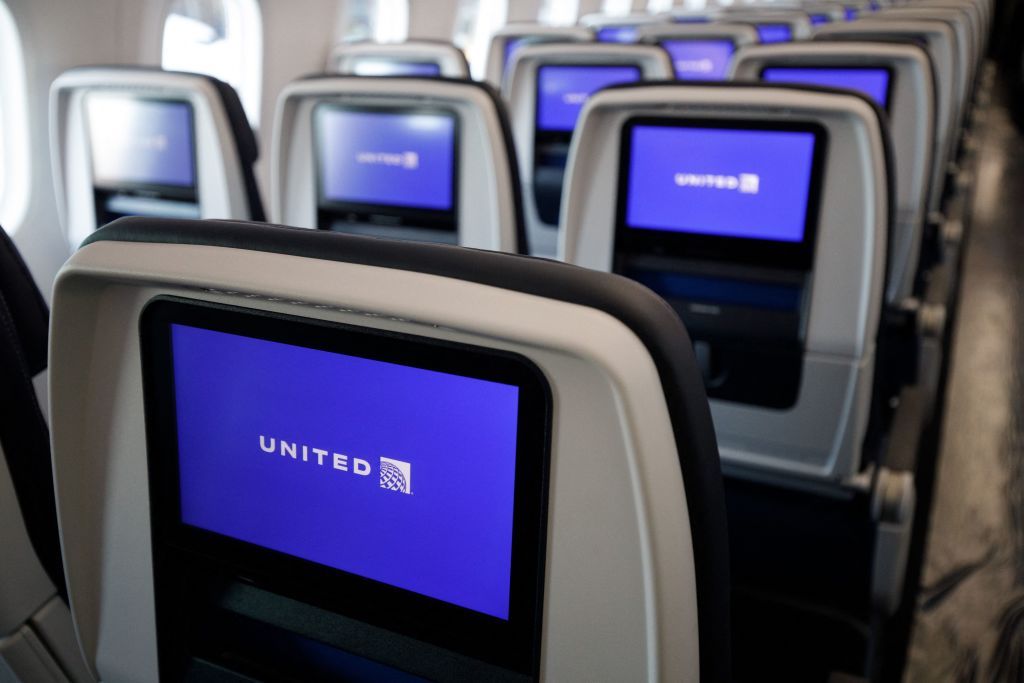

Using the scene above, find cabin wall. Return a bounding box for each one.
[408,0,459,40]
[508,0,544,22]
[257,0,340,198]
[5,0,162,302]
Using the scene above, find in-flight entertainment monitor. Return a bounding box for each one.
[810,13,832,26]
[615,118,828,269]
[596,25,639,43]
[350,59,443,77]
[85,92,199,223]
[761,66,892,109]
[504,36,528,73]
[756,23,793,43]
[142,298,551,676]
[86,93,197,193]
[535,64,642,132]
[314,104,459,231]
[661,39,736,80]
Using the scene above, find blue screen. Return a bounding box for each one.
[757,23,793,43]
[624,124,818,242]
[350,59,442,77]
[171,324,521,620]
[662,39,735,80]
[762,67,890,108]
[87,95,195,188]
[845,7,859,20]
[504,37,528,74]
[317,108,456,211]
[536,65,642,132]
[596,25,639,43]
[810,13,832,26]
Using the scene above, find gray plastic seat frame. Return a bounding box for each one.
[731,41,936,303]
[559,83,889,488]
[505,43,674,258]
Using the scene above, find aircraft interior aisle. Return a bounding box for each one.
[905,74,1024,683]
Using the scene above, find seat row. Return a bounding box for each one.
[1,0,994,680]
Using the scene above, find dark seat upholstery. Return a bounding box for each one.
[0,227,63,596]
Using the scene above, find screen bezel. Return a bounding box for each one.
[313,103,461,231]
[758,64,895,112]
[84,92,199,199]
[534,63,643,133]
[140,297,552,677]
[614,116,829,271]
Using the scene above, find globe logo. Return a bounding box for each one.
[379,457,412,494]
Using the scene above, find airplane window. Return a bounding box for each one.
[601,0,633,17]
[538,0,579,26]
[161,0,263,128]
[0,0,29,234]
[647,0,674,12]
[337,0,409,43]
[452,0,508,80]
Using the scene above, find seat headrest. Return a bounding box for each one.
[270,75,526,254]
[328,40,471,78]
[53,216,730,682]
[50,65,266,247]
[731,41,935,301]
[558,81,892,482]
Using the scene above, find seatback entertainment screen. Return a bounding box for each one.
[661,39,735,80]
[504,36,528,74]
[350,59,443,77]
[756,23,793,43]
[142,299,550,674]
[596,25,639,43]
[616,118,826,268]
[761,66,891,109]
[315,105,457,223]
[86,93,196,191]
[535,64,642,132]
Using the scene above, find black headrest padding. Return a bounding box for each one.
[204,75,266,222]
[0,230,48,373]
[84,216,731,681]
[60,65,266,222]
[293,74,529,254]
[0,228,66,598]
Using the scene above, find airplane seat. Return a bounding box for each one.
[505,43,674,258]
[270,75,526,253]
[715,9,814,44]
[557,80,923,680]
[635,23,760,81]
[0,228,93,682]
[579,12,673,44]
[731,41,937,305]
[49,66,265,252]
[560,81,891,490]
[48,216,731,682]
[801,2,849,26]
[483,23,593,89]
[872,9,974,123]
[814,20,960,240]
[328,40,471,78]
